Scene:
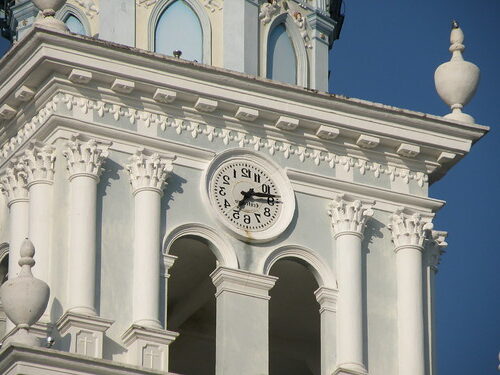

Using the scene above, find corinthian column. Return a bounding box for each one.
[0,160,29,332]
[62,136,110,315]
[389,209,433,375]
[0,161,29,280]
[21,143,55,285]
[328,194,373,375]
[126,149,175,328]
[20,142,56,324]
[121,149,177,372]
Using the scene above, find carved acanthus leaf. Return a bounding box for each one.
[20,142,56,184]
[328,194,374,236]
[389,209,434,249]
[426,230,448,271]
[62,135,110,179]
[0,160,29,203]
[74,0,99,17]
[126,149,175,194]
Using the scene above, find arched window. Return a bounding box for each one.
[267,24,297,85]
[65,14,86,35]
[155,1,203,62]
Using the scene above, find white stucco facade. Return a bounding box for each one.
[0,3,488,375]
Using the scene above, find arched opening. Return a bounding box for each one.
[167,236,217,375]
[65,14,86,35]
[267,23,297,85]
[154,0,203,62]
[269,258,321,375]
[0,251,9,338]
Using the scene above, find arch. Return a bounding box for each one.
[149,0,212,64]
[163,223,238,268]
[0,243,8,264]
[57,4,90,36]
[263,13,309,87]
[261,244,336,288]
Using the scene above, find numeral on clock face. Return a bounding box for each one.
[212,161,282,231]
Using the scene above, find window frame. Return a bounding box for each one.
[149,0,211,64]
[57,4,90,36]
[262,14,309,87]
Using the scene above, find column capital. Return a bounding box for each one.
[20,142,56,186]
[314,286,338,313]
[126,149,175,195]
[427,230,448,272]
[0,160,29,206]
[328,194,374,238]
[62,135,111,181]
[210,267,277,300]
[389,209,434,251]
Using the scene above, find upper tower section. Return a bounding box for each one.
[2,0,344,91]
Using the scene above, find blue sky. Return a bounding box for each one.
[329,1,499,374]
[1,2,498,374]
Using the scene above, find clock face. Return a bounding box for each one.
[204,149,295,242]
[210,161,282,231]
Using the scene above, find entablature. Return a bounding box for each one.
[0,27,489,187]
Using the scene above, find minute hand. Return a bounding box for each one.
[249,191,280,198]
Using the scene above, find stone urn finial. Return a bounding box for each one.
[0,239,50,347]
[31,0,69,32]
[434,21,480,124]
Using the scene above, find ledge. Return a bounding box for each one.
[0,343,178,375]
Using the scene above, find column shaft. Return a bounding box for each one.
[133,190,161,328]
[336,233,364,370]
[396,247,425,375]
[28,182,52,283]
[68,176,98,315]
[8,200,29,279]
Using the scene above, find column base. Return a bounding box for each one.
[334,363,368,375]
[121,324,179,372]
[56,311,113,359]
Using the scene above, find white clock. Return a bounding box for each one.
[203,149,295,242]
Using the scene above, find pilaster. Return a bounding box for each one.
[315,286,338,375]
[223,0,259,75]
[307,12,336,92]
[62,135,110,317]
[211,267,277,375]
[125,149,175,328]
[389,209,433,375]
[328,194,373,375]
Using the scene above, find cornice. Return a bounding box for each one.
[0,92,435,189]
[0,28,488,186]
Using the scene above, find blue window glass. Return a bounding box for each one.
[267,24,297,85]
[155,1,203,63]
[65,14,86,36]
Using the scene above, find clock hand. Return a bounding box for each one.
[238,188,254,208]
[249,192,280,198]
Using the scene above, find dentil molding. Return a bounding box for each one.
[0,92,429,188]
